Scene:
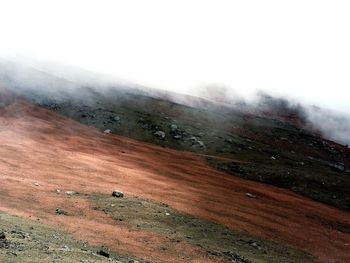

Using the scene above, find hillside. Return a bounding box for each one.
[0,90,349,262]
[7,80,350,212]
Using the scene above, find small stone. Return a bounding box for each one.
[271,156,276,160]
[55,208,67,215]
[111,116,120,122]
[6,251,17,257]
[170,124,178,132]
[55,189,61,194]
[154,131,166,139]
[112,190,124,198]
[104,129,111,134]
[34,182,39,186]
[65,191,76,196]
[245,193,257,199]
[61,245,70,251]
[97,249,110,258]
[165,212,170,216]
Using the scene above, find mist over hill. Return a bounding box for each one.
[1,59,350,263]
[1,59,349,146]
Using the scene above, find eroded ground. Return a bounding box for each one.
[0,212,140,263]
[0,99,349,262]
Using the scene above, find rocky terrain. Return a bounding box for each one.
[10,82,350,211]
[0,63,349,262]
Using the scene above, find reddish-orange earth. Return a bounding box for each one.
[1,99,350,262]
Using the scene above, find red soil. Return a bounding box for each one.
[0,100,350,262]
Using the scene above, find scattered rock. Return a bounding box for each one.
[112,190,124,198]
[65,191,77,196]
[61,245,70,252]
[165,212,170,216]
[230,163,246,174]
[104,129,111,134]
[34,182,39,186]
[248,240,263,250]
[173,135,182,140]
[193,140,205,148]
[109,115,120,122]
[154,130,166,139]
[170,124,178,132]
[223,251,253,263]
[271,156,276,160]
[189,136,197,142]
[245,193,256,199]
[55,208,67,215]
[55,189,61,194]
[225,138,233,143]
[11,230,26,239]
[189,136,205,148]
[97,249,110,258]
[6,251,17,257]
[329,162,345,172]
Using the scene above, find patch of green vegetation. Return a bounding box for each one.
[90,195,318,263]
[209,157,350,210]
[0,212,141,263]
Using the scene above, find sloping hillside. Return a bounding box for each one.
[0,94,350,262]
[9,81,350,211]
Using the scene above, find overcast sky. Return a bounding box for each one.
[0,0,349,113]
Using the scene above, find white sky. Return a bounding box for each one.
[0,0,349,112]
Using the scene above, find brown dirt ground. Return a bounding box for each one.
[0,100,350,262]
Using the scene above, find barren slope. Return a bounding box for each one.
[0,99,349,262]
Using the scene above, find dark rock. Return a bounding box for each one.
[6,251,17,257]
[55,208,67,215]
[223,251,253,263]
[109,115,120,122]
[329,162,345,172]
[226,163,245,174]
[154,131,165,139]
[189,136,205,148]
[97,249,110,258]
[0,233,9,249]
[112,190,124,198]
[170,124,178,132]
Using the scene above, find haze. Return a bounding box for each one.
[0,0,349,113]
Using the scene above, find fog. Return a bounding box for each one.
[0,58,349,146]
[0,1,349,144]
[1,1,350,111]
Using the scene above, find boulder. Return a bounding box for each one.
[245,193,257,199]
[154,131,166,139]
[110,115,120,122]
[112,190,124,198]
[170,124,178,132]
[55,208,67,215]
[190,137,205,148]
[97,250,110,258]
[64,191,77,196]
